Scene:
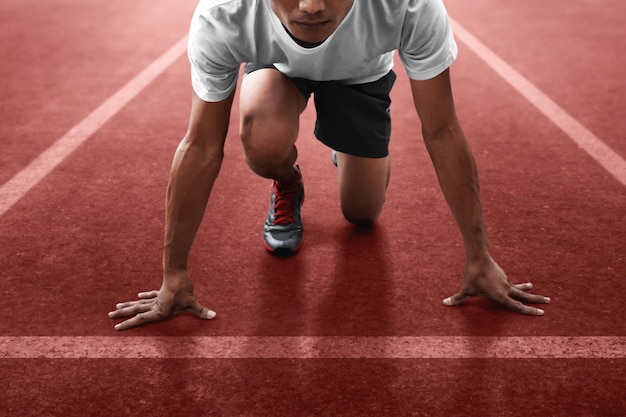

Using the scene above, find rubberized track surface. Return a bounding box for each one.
[1,0,624,415]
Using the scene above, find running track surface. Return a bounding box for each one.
[0,0,624,416]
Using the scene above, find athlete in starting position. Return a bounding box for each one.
[109,0,550,330]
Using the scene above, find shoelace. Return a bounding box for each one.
[272,181,301,226]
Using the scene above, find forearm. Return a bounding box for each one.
[161,91,234,273]
[423,123,490,260]
[162,139,223,272]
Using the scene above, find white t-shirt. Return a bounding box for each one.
[188,0,458,102]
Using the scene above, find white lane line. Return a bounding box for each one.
[0,36,189,218]
[0,336,623,359]
[450,19,626,187]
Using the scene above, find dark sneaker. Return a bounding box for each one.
[263,171,304,253]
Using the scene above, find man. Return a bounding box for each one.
[109,0,550,331]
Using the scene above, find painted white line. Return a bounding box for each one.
[0,36,189,218]
[0,336,623,359]
[450,19,626,187]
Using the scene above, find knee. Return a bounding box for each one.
[340,199,384,226]
[240,115,297,177]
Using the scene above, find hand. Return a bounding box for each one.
[108,270,216,331]
[443,255,550,315]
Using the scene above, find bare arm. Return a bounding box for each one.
[164,91,235,271]
[410,69,549,314]
[109,90,236,330]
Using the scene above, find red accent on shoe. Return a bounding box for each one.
[271,181,302,226]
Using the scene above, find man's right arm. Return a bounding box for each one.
[109,90,235,330]
[164,91,235,271]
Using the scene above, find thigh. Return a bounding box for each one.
[336,152,391,225]
[239,68,307,154]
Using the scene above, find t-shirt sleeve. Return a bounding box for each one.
[187,13,240,102]
[398,0,458,81]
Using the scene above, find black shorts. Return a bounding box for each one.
[244,63,396,158]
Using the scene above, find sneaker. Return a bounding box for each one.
[263,169,305,253]
[331,149,338,167]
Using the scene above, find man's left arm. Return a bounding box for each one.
[410,68,550,314]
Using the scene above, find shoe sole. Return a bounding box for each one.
[263,239,303,255]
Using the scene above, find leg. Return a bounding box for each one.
[336,152,391,226]
[311,72,397,225]
[240,68,308,253]
[239,68,307,184]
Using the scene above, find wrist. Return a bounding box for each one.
[163,242,189,272]
[465,247,491,262]
[464,250,495,275]
[462,230,490,261]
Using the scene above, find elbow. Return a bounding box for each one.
[421,120,463,143]
[177,133,225,164]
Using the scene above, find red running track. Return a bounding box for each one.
[0,0,624,415]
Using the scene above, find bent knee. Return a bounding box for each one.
[240,120,298,176]
[341,201,384,226]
